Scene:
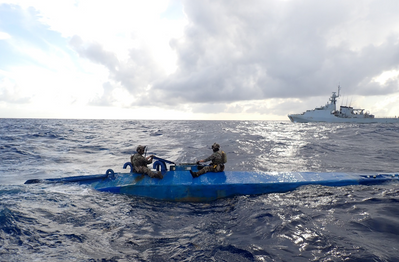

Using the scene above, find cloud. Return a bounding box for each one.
[0,31,10,39]
[70,35,166,100]
[146,0,399,110]
[70,36,119,71]
[2,0,399,119]
[0,75,31,104]
[88,81,116,107]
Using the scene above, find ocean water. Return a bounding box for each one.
[1,118,399,261]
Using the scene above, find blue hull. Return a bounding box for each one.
[25,166,399,202]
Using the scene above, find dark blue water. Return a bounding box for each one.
[1,119,399,261]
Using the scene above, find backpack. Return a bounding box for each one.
[221,151,227,164]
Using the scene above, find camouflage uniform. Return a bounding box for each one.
[196,151,225,175]
[131,149,163,179]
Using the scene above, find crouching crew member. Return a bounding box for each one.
[190,143,226,178]
[131,145,163,179]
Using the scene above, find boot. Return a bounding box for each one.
[150,171,163,179]
[190,170,199,178]
[154,171,163,179]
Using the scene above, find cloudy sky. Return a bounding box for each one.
[1,0,399,120]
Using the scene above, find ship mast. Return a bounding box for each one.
[330,85,340,105]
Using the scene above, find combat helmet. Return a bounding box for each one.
[211,143,220,149]
[136,145,146,153]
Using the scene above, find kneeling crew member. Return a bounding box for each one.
[190,143,225,178]
[131,145,163,179]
